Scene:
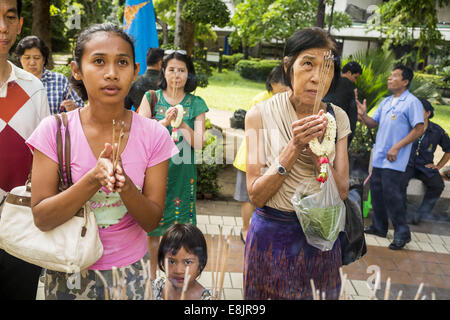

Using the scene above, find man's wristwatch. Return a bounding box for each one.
[275,157,289,176]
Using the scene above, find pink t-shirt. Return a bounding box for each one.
[26,110,178,270]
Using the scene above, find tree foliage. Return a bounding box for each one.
[230,0,351,52]
[182,0,229,27]
[367,0,450,66]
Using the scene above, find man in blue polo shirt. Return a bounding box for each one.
[356,65,424,250]
[404,99,450,225]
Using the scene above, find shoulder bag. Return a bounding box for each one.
[0,113,103,273]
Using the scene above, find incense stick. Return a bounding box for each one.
[112,121,125,172]
[65,86,72,101]
[310,279,317,300]
[210,235,216,299]
[180,266,191,300]
[164,258,169,300]
[414,283,424,300]
[94,270,110,300]
[112,120,116,164]
[312,50,334,115]
[213,227,223,298]
[217,239,230,300]
[384,277,391,300]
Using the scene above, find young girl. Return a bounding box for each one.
[26,23,178,300]
[152,224,211,300]
[138,51,208,280]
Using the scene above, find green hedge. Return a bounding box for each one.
[222,53,244,70]
[236,59,281,81]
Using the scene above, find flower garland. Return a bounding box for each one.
[309,112,337,183]
[171,104,184,142]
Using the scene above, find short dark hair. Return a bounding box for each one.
[157,224,208,278]
[419,98,434,119]
[17,0,22,17]
[283,27,341,92]
[159,52,197,93]
[70,23,137,101]
[15,35,50,68]
[393,64,414,89]
[342,61,362,75]
[266,65,286,92]
[146,47,165,67]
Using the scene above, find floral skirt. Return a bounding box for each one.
[244,206,342,300]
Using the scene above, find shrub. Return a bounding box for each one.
[236,59,281,81]
[222,53,244,70]
[196,128,224,197]
[51,64,72,79]
[194,59,213,88]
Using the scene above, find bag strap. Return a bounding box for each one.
[61,112,73,186]
[53,114,72,191]
[326,103,338,145]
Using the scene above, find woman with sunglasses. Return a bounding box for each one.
[138,51,208,280]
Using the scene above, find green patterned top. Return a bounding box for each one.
[147,90,209,236]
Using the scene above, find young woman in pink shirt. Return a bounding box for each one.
[26,23,178,300]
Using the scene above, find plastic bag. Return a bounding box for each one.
[291,164,346,251]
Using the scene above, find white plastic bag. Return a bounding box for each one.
[291,164,345,251]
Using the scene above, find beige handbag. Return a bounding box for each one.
[0,113,103,273]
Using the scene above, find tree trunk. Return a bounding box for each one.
[174,0,185,49]
[316,0,325,28]
[156,17,169,46]
[32,0,53,68]
[328,0,336,33]
[183,21,195,56]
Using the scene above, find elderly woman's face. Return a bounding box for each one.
[288,47,334,106]
[20,47,45,78]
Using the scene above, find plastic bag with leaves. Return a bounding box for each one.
[291,163,346,251]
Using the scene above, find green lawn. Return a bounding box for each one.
[195,70,266,111]
[433,104,450,133]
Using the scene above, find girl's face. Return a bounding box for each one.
[20,47,45,78]
[71,32,138,104]
[166,246,200,290]
[286,47,334,107]
[164,58,188,92]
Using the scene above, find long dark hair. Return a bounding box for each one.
[159,52,197,93]
[283,27,341,92]
[70,23,137,101]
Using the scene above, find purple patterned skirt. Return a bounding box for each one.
[243,206,342,300]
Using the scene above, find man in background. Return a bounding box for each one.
[0,0,50,299]
[356,65,424,250]
[404,98,450,225]
[124,47,164,110]
[324,61,362,147]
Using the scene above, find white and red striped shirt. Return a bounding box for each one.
[0,61,50,198]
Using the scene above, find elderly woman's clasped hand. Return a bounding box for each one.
[291,109,328,152]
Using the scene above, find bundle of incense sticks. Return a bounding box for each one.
[94,258,153,300]
[309,268,435,300]
[112,120,125,171]
[210,227,232,300]
[312,50,334,115]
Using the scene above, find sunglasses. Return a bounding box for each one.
[164,49,187,56]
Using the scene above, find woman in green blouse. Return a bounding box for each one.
[138,51,208,279]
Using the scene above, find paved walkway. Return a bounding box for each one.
[36,198,450,300]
